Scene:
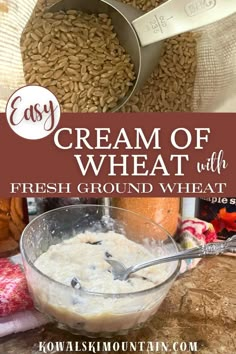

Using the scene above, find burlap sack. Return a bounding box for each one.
[193,14,236,112]
[0,0,235,112]
[0,0,37,111]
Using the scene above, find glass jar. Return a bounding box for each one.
[0,198,28,257]
[112,198,180,238]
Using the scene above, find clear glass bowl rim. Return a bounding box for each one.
[20,204,181,298]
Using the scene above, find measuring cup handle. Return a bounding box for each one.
[132,0,236,47]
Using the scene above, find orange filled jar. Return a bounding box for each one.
[0,198,28,257]
[112,198,180,239]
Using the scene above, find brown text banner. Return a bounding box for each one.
[0,113,235,197]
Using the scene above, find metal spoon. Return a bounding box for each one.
[106,235,236,280]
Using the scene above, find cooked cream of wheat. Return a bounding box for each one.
[32,231,172,333]
[34,231,166,294]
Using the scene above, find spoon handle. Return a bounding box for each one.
[132,0,236,47]
[129,235,236,276]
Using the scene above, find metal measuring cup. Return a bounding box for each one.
[48,0,236,111]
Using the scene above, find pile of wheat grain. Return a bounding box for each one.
[121,0,197,112]
[21,0,197,112]
[21,8,135,112]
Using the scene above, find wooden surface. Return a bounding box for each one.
[0,256,235,354]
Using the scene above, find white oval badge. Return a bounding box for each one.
[185,0,216,17]
[6,85,61,140]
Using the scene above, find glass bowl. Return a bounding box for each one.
[20,205,180,338]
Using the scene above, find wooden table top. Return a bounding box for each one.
[0,256,235,354]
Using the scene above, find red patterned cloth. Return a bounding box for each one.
[180,218,217,244]
[0,259,33,317]
[175,218,218,273]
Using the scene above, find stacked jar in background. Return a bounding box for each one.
[0,198,28,257]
